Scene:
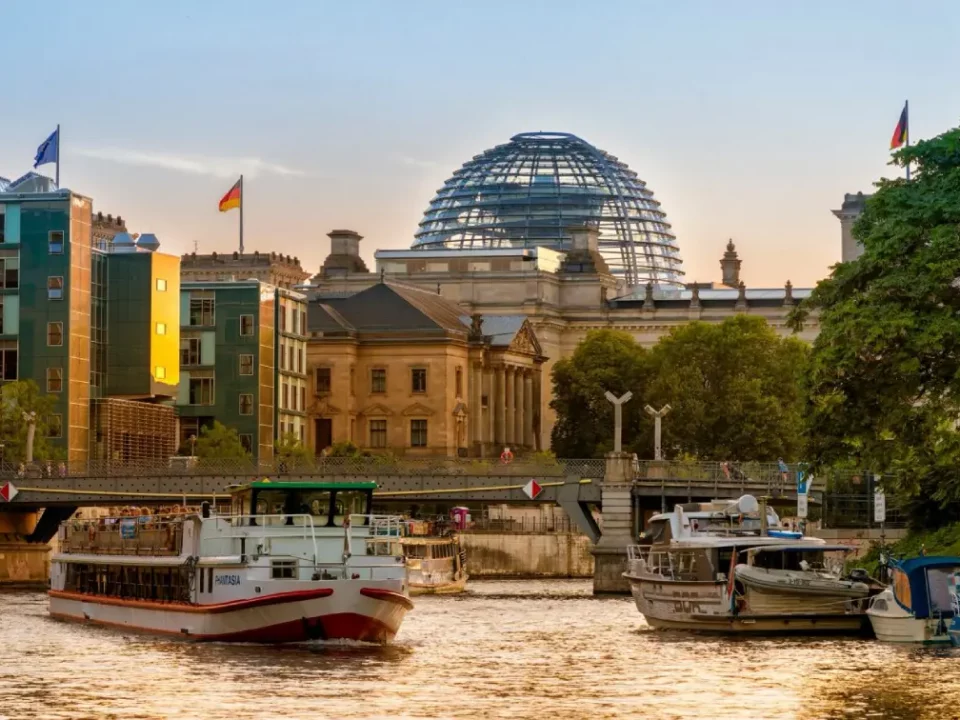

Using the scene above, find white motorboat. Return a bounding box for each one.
[623,495,873,634]
[49,480,413,644]
[866,556,960,643]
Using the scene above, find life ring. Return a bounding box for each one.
[500,448,514,465]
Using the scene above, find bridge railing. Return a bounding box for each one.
[633,460,798,491]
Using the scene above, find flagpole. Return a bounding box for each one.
[904,100,911,182]
[55,124,61,188]
[239,174,244,255]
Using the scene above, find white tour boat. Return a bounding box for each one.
[623,495,874,633]
[401,520,468,595]
[48,480,413,644]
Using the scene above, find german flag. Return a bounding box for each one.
[890,102,908,150]
[219,177,242,212]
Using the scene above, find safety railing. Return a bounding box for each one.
[62,516,184,556]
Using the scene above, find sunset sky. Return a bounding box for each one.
[3,1,958,287]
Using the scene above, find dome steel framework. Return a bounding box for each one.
[412,132,683,286]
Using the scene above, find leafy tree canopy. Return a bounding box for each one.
[0,379,64,462]
[791,125,960,525]
[194,421,251,460]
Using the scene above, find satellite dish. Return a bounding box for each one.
[737,495,759,515]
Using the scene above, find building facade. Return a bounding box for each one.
[177,281,307,458]
[306,282,545,457]
[0,178,179,462]
[180,251,310,289]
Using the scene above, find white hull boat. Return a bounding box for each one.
[866,557,960,644]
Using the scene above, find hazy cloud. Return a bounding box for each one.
[74,146,306,179]
[395,154,439,170]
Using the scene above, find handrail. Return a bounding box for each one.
[205,513,318,565]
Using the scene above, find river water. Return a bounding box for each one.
[2,580,959,720]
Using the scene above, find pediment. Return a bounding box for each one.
[308,397,343,415]
[358,403,394,417]
[508,320,542,356]
[401,402,436,417]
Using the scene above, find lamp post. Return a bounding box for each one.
[644,404,672,461]
[604,391,633,453]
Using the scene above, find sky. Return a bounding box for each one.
[2,1,959,288]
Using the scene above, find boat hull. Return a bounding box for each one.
[867,613,952,644]
[48,580,412,644]
[409,574,468,596]
[625,574,866,635]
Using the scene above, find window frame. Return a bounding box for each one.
[239,354,254,376]
[180,337,202,366]
[411,367,427,394]
[188,374,214,405]
[46,367,62,393]
[371,368,387,394]
[155,278,167,292]
[48,231,64,255]
[410,419,428,448]
[239,393,254,416]
[155,366,166,380]
[315,367,331,394]
[369,419,387,448]
[239,314,255,337]
[47,276,64,300]
[155,322,166,335]
[47,321,63,347]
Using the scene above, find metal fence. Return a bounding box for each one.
[819,493,909,529]
[463,516,581,535]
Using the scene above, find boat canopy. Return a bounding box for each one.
[889,556,960,619]
[744,543,852,555]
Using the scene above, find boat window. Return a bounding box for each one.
[927,567,958,614]
[271,560,298,579]
[871,598,888,612]
[332,490,367,527]
[303,491,332,526]
[405,544,427,559]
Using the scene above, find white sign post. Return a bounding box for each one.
[797,494,809,519]
[874,489,886,524]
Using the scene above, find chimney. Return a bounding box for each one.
[328,229,363,257]
[720,239,741,288]
[321,229,370,277]
[568,225,600,253]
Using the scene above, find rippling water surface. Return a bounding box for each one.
[2,580,960,720]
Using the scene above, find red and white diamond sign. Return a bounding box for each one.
[522,479,542,500]
[0,481,18,502]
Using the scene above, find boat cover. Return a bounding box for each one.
[890,556,960,619]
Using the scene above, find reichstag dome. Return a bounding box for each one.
[412,132,684,286]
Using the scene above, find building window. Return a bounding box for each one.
[300,310,307,336]
[188,373,214,405]
[48,414,62,438]
[49,231,64,255]
[288,345,294,372]
[456,367,463,398]
[0,212,4,243]
[47,322,63,347]
[155,366,166,380]
[282,382,289,410]
[292,308,299,334]
[156,278,167,292]
[279,342,285,370]
[155,322,166,335]
[188,292,215,326]
[239,433,254,453]
[239,354,254,376]
[0,347,16,380]
[370,419,387,448]
[297,348,303,374]
[279,306,286,332]
[411,368,427,393]
[410,419,428,448]
[46,367,62,393]
[371,368,386,394]
[314,367,333,394]
[47,276,63,300]
[239,393,254,415]
[240,314,254,337]
[180,338,201,366]
[0,259,18,289]
[300,385,306,412]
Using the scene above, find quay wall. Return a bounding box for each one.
[0,511,49,588]
[461,532,594,578]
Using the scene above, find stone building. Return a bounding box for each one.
[832,192,871,262]
[180,251,309,289]
[306,282,545,457]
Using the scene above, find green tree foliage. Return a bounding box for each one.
[194,421,251,460]
[275,431,313,466]
[791,125,960,527]
[550,319,809,460]
[0,379,63,462]
[646,315,809,461]
[550,329,649,457]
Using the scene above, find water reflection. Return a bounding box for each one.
[2,582,960,720]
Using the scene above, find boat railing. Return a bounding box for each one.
[202,514,319,564]
[60,516,184,556]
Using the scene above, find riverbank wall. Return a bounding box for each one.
[460,532,594,578]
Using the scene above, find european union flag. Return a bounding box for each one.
[34,128,59,168]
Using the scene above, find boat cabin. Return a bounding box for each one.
[229,481,376,527]
[883,556,960,619]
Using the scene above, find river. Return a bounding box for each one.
[2,580,959,720]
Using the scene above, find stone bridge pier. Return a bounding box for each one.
[591,452,636,594]
[0,511,53,587]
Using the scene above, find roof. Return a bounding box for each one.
[895,556,960,574]
[461,314,528,347]
[890,555,960,619]
[611,287,813,303]
[309,282,469,335]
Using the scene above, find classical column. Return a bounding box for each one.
[523,371,534,448]
[514,368,524,448]
[470,363,482,450]
[504,367,515,446]
[485,365,494,451]
[495,365,506,447]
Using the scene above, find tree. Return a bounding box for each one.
[645,315,809,461]
[275,431,313,466]
[550,330,649,457]
[790,125,960,526]
[0,380,63,463]
[194,421,251,461]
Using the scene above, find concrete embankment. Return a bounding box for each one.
[0,511,50,588]
[460,532,594,578]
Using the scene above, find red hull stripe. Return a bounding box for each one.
[50,611,397,644]
[48,587,333,614]
[360,587,414,610]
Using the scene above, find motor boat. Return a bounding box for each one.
[866,556,960,643]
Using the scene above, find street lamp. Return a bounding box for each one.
[604,391,633,453]
[644,404,672,461]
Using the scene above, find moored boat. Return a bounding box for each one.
[401,514,468,595]
[48,480,413,644]
[866,556,960,643]
[623,495,875,634]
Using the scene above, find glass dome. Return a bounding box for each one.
[412,132,683,286]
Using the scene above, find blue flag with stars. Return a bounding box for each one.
[34,129,59,168]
